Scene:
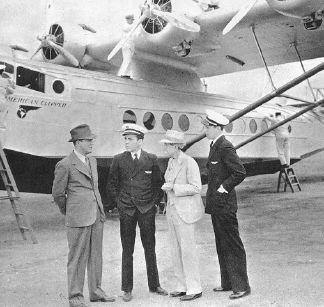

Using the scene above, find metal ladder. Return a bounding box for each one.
[277,167,301,193]
[0,143,38,243]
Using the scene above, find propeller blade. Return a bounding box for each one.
[222,0,257,35]
[153,10,200,32]
[107,14,147,61]
[30,45,43,60]
[47,41,79,67]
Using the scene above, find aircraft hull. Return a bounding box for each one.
[0,61,323,206]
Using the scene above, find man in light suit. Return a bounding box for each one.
[202,110,250,300]
[160,130,204,302]
[52,124,115,307]
[108,123,167,302]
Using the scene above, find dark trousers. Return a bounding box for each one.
[119,206,160,292]
[211,212,250,292]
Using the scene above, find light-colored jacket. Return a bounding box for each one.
[165,151,204,224]
[52,152,105,227]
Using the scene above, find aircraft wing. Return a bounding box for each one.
[87,1,324,78]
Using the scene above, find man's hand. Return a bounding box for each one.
[217,184,228,194]
[161,182,174,191]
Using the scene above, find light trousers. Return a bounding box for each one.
[276,137,290,166]
[166,205,202,295]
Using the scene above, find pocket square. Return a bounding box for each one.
[145,170,152,174]
[211,161,218,165]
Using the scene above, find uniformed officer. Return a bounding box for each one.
[108,123,167,302]
[202,110,251,300]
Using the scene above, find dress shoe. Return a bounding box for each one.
[122,291,133,302]
[213,287,232,292]
[69,297,89,307]
[90,293,115,302]
[150,286,168,296]
[229,289,251,300]
[170,291,186,297]
[180,292,202,301]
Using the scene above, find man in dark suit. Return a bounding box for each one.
[52,124,115,307]
[202,110,251,300]
[108,123,168,302]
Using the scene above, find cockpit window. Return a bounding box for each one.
[0,62,14,74]
[16,66,45,93]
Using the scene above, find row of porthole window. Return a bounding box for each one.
[123,110,190,131]
[123,110,287,134]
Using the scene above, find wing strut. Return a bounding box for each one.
[235,98,324,150]
[251,25,276,91]
[183,61,324,151]
[251,25,317,105]
[291,42,317,102]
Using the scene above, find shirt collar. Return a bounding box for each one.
[131,149,141,159]
[213,132,224,145]
[74,149,87,164]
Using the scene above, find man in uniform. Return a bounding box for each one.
[202,110,251,300]
[264,112,290,168]
[52,124,115,307]
[108,123,167,302]
[118,13,135,78]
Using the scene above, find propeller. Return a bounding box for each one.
[223,0,257,35]
[107,0,200,61]
[107,14,147,61]
[31,34,79,67]
[153,10,200,32]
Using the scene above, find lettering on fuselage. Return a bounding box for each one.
[6,95,67,108]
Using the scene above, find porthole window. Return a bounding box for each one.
[224,121,233,133]
[123,110,137,123]
[53,80,65,94]
[261,119,268,132]
[178,114,189,131]
[161,113,173,130]
[249,119,257,133]
[143,112,155,130]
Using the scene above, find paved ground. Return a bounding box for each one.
[1,152,324,307]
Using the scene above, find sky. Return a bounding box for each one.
[0,0,322,101]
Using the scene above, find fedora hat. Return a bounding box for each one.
[160,130,185,144]
[68,124,96,142]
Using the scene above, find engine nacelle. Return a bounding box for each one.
[41,23,88,66]
[266,0,324,19]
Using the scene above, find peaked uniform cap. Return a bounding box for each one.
[68,124,96,142]
[202,110,229,126]
[160,129,185,144]
[122,123,147,137]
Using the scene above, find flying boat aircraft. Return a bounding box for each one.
[1,0,324,208]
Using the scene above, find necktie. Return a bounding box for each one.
[85,157,91,173]
[210,141,214,149]
[133,153,139,165]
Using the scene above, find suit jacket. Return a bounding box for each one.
[165,151,204,224]
[52,152,105,227]
[108,150,163,215]
[206,135,246,214]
